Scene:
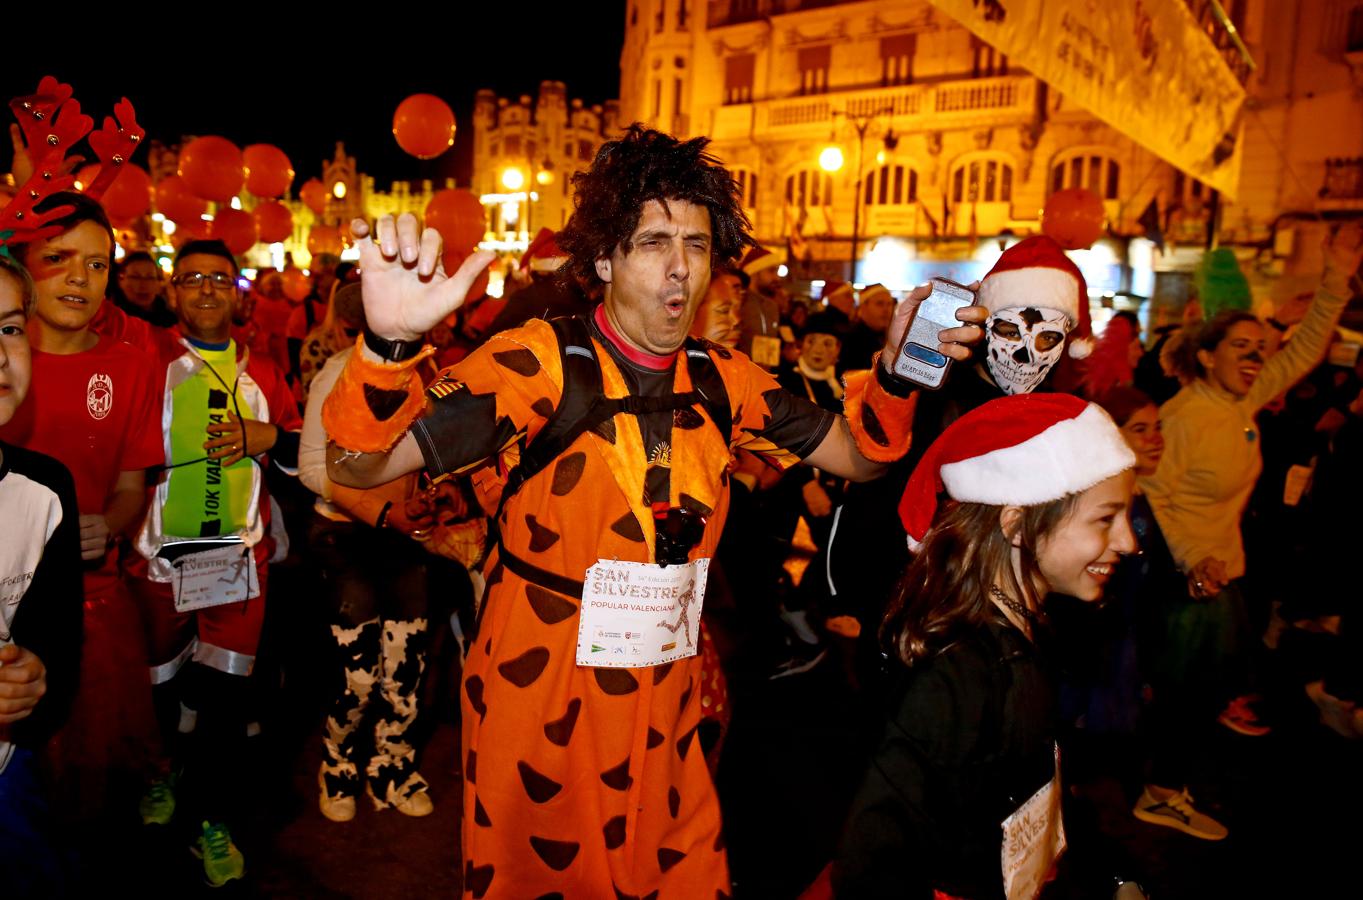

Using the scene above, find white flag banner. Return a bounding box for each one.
[931,0,1246,198]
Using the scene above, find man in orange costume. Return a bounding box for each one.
[322,127,985,898]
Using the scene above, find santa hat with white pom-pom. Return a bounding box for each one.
[976,235,1094,359]
[898,394,1135,551]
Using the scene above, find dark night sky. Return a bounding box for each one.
[2,9,626,192]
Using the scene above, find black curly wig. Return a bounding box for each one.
[556,124,755,293]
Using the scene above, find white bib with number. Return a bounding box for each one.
[576,558,708,668]
[171,543,260,614]
[1001,746,1066,900]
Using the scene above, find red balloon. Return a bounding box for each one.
[242,144,295,198]
[307,226,343,259]
[210,208,259,256]
[156,175,209,226]
[176,216,212,242]
[393,94,456,160]
[252,201,294,244]
[282,268,312,302]
[179,136,245,204]
[300,178,328,216]
[425,189,485,253]
[1041,188,1105,250]
[76,162,152,222]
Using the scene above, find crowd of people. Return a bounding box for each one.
[2,120,1361,900]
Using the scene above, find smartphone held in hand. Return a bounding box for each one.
[891,278,976,390]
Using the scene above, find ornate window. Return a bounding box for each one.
[785,169,834,207]
[950,154,1014,203]
[732,167,758,208]
[863,164,918,206]
[1050,149,1121,200]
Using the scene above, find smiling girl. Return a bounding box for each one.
[829,394,1137,899]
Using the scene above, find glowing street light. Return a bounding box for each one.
[819,146,845,173]
[501,167,526,191]
[332,181,348,200]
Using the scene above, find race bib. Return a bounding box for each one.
[750,335,782,369]
[1001,746,1066,900]
[170,542,260,614]
[576,559,709,668]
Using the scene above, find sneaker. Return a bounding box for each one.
[1132,786,1229,841]
[318,768,356,823]
[1217,695,1270,736]
[193,821,245,887]
[139,773,177,826]
[769,640,827,680]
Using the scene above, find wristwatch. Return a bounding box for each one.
[363,328,424,363]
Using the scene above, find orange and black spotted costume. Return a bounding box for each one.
[324,306,913,898]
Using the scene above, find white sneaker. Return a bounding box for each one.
[1132,786,1228,840]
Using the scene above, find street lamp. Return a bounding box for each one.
[822,106,895,280]
[501,167,526,191]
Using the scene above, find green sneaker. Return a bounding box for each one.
[194,821,245,887]
[138,774,177,826]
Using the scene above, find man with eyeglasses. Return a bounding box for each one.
[127,239,301,888]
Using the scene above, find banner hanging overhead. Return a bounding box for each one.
[930,0,1246,198]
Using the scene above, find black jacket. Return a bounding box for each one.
[834,618,1058,899]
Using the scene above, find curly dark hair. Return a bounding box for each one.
[557,124,755,293]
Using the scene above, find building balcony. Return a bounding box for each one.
[710,75,1037,143]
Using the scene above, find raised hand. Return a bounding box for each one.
[351,214,495,343]
[1324,221,1363,282]
[880,280,988,374]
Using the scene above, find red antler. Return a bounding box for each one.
[84,98,145,201]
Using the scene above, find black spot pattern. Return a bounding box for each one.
[600,757,633,791]
[550,451,587,495]
[673,407,705,429]
[474,796,492,826]
[498,646,550,687]
[493,348,541,376]
[653,662,674,685]
[465,676,487,718]
[594,417,617,444]
[594,668,639,695]
[464,861,494,898]
[362,385,410,421]
[529,836,580,871]
[679,678,694,713]
[466,750,476,784]
[531,397,555,418]
[527,585,578,624]
[658,848,687,872]
[610,512,646,542]
[646,727,665,749]
[543,698,581,746]
[676,724,699,760]
[526,515,561,552]
[861,401,890,447]
[714,830,725,852]
[603,815,627,849]
[668,786,680,817]
[517,760,563,803]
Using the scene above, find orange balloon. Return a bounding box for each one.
[156,175,209,225]
[1041,188,1105,250]
[393,93,456,160]
[177,216,212,241]
[242,144,295,198]
[300,178,328,216]
[307,226,343,258]
[179,136,245,203]
[253,201,294,244]
[425,189,485,252]
[77,162,152,222]
[209,208,258,256]
[282,268,312,302]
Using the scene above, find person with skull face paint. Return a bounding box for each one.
[1142,222,1363,738]
[803,237,1089,661]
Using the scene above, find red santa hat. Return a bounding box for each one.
[976,236,1094,359]
[520,227,568,273]
[740,245,786,276]
[898,393,1135,551]
[820,279,853,306]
